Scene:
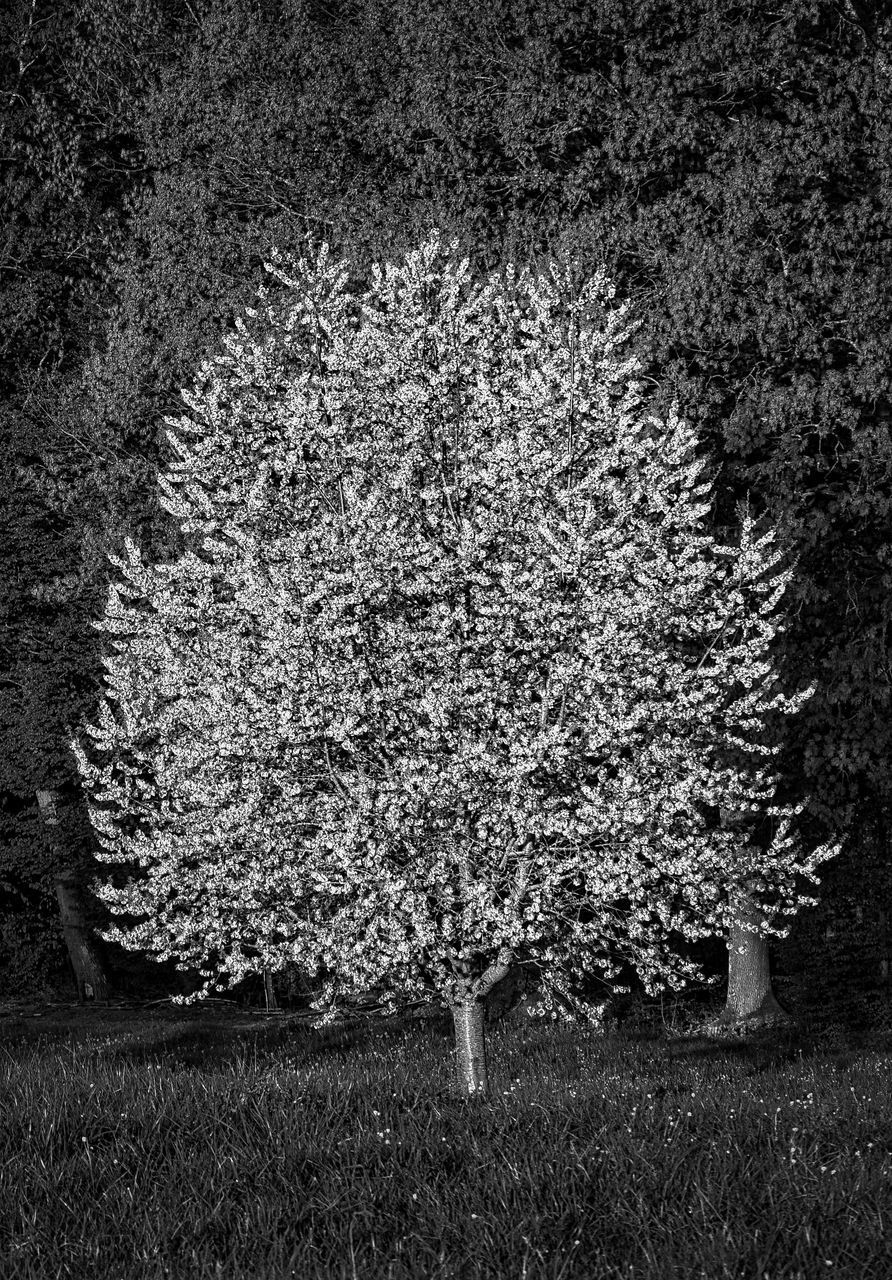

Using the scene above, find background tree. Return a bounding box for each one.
[0,0,180,993]
[72,234,835,1093]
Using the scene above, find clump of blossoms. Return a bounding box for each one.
[71,231,836,1095]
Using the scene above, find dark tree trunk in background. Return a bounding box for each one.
[709,808,789,1033]
[36,790,111,1001]
[54,868,112,1002]
[263,970,279,1011]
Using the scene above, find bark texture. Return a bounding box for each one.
[712,893,788,1028]
[706,885,788,1034]
[451,997,489,1095]
[36,790,111,1001]
[450,957,512,1096]
[709,809,789,1034]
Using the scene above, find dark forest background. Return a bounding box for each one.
[2,0,891,1035]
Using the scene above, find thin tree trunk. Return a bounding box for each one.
[709,807,788,1033]
[263,969,279,1011]
[36,789,111,1002]
[450,957,512,1097]
[451,997,489,1095]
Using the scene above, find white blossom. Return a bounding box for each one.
[70,230,837,1020]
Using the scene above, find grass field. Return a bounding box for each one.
[1,1002,890,1279]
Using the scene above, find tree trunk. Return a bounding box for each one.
[448,955,512,1097]
[36,789,112,1002]
[54,868,112,1001]
[709,891,788,1030]
[708,806,789,1035]
[263,969,279,1011]
[451,996,489,1095]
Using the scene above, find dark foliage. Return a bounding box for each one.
[1,0,891,1021]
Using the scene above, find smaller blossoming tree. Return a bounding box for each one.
[71,232,836,1095]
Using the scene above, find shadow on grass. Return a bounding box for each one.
[4,995,891,1084]
[661,1016,892,1075]
[256,1011,892,1085]
[87,1007,460,1074]
[0,997,458,1065]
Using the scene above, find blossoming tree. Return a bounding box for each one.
[71,231,836,1095]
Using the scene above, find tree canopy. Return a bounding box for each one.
[71,233,836,1088]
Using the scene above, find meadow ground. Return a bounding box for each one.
[0,997,890,1280]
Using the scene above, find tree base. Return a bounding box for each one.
[704,1001,793,1039]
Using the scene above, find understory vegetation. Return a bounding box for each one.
[1,1006,890,1280]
